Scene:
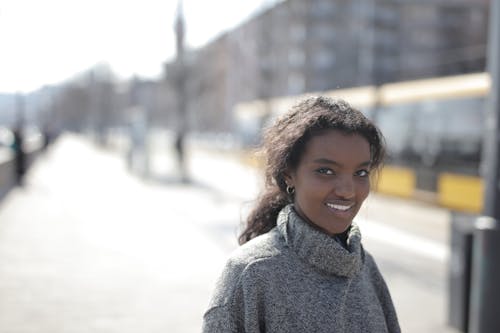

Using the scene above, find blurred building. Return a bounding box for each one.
[368,0,488,84]
[163,0,489,133]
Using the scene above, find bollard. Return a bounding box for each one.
[468,217,500,333]
[448,212,476,332]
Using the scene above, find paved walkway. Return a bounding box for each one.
[0,135,236,332]
[0,133,461,333]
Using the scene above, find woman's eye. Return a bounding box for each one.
[356,169,370,177]
[317,168,334,175]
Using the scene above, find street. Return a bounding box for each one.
[0,133,459,332]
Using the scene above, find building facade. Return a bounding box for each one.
[163,0,489,133]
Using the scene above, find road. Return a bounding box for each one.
[0,133,459,333]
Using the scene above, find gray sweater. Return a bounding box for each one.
[202,205,401,333]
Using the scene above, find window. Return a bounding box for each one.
[288,72,305,94]
[313,49,335,69]
[290,24,306,42]
[288,50,305,67]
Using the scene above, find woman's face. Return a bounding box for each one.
[285,130,372,235]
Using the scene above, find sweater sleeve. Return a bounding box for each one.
[365,254,401,333]
[202,257,266,333]
[202,304,238,333]
[202,256,243,333]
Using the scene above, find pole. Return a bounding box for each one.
[468,0,500,332]
[174,0,188,182]
[482,0,500,219]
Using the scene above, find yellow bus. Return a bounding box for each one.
[233,72,490,213]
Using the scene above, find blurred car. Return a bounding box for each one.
[21,125,44,152]
[0,127,14,148]
[0,127,14,163]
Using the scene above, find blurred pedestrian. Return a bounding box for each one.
[42,122,54,150]
[11,124,25,185]
[126,112,147,175]
[202,96,400,332]
[174,132,187,182]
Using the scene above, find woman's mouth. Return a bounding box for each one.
[325,202,354,212]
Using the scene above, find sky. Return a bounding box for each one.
[0,0,278,94]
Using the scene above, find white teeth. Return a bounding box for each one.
[326,203,353,211]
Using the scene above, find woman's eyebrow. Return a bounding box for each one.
[312,158,340,165]
[312,158,372,167]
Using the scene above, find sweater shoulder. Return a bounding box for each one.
[232,228,285,265]
[205,229,285,308]
[362,249,384,276]
[363,250,377,268]
[223,228,287,282]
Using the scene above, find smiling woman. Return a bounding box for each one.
[202,96,400,333]
[284,130,372,236]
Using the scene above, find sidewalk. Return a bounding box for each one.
[0,133,460,333]
[0,134,234,333]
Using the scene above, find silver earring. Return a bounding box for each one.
[286,185,295,195]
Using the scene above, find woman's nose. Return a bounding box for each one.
[334,176,355,199]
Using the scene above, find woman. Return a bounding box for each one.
[202,96,400,332]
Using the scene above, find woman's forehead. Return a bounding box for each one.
[300,130,371,162]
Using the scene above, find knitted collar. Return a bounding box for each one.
[277,204,363,278]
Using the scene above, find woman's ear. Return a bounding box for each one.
[282,169,294,186]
